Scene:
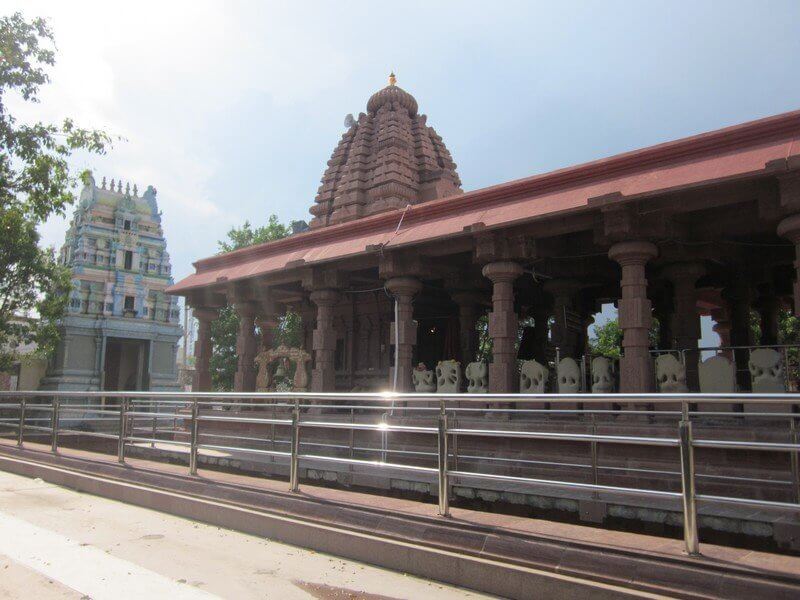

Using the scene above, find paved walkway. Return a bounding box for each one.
[0,470,491,599]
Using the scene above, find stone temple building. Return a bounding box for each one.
[41,173,182,393]
[169,74,800,404]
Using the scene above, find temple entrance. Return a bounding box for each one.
[103,338,149,392]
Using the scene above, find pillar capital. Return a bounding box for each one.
[385,276,422,298]
[608,241,658,266]
[309,288,340,307]
[481,261,523,284]
[233,301,259,319]
[660,261,706,285]
[778,213,800,242]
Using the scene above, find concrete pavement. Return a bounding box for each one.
[0,470,491,599]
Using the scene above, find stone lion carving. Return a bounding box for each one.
[436,360,461,393]
[255,345,311,392]
[465,361,488,394]
[698,355,736,393]
[520,359,548,393]
[557,357,582,393]
[591,356,615,393]
[749,348,785,393]
[412,363,437,393]
[655,354,688,393]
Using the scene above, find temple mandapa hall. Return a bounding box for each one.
[168,74,800,405]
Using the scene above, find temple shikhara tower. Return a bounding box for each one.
[41,173,182,392]
[310,72,462,228]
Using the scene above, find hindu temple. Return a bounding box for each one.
[42,173,182,393]
[169,74,800,404]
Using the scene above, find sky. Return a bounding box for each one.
[7,0,800,344]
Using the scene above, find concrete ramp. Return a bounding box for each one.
[1,443,799,599]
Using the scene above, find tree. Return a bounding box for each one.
[0,13,111,370]
[588,319,623,359]
[209,216,293,390]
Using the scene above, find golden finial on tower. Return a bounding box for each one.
[388,71,396,86]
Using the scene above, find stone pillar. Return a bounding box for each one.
[544,279,582,358]
[531,307,551,363]
[756,286,780,346]
[663,263,705,391]
[778,213,800,316]
[482,262,523,393]
[192,307,217,392]
[608,241,658,393]
[310,289,339,392]
[451,291,482,365]
[258,314,279,351]
[233,302,258,392]
[385,277,422,392]
[723,283,753,392]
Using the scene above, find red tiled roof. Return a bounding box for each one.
[169,109,800,294]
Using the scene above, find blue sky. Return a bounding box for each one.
[9,0,800,342]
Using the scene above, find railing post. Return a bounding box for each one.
[17,398,26,448]
[438,401,450,517]
[189,399,199,475]
[289,399,300,492]
[117,397,128,463]
[679,417,700,556]
[790,416,800,504]
[50,397,60,454]
[591,412,599,497]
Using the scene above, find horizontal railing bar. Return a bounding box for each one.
[125,411,191,419]
[298,453,438,474]
[696,493,800,511]
[56,429,120,440]
[448,469,683,499]
[691,440,800,452]
[2,390,800,404]
[196,415,292,426]
[448,428,680,447]
[197,444,290,458]
[125,436,191,447]
[299,421,438,434]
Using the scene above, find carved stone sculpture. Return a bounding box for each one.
[698,355,736,393]
[591,356,615,393]
[749,348,785,393]
[255,345,312,392]
[519,359,548,393]
[655,353,688,393]
[465,361,488,394]
[412,363,437,393]
[557,357,582,393]
[436,360,461,393]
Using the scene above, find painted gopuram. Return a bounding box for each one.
[41,173,182,393]
[169,75,800,403]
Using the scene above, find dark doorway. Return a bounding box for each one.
[103,338,149,392]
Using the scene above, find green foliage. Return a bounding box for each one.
[217,215,291,253]
[0,13,111,370]
[209,214,294,390]
[588,319,623,359]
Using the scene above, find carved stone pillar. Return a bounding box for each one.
[192,307,217,392]
[662,263,705,391]
[608,241,658,393]
[233,302,258,392]
[482,261,523,393]
[756,285,780,346]
[543,279,582,358]
[310,289,339,392]
[777,207,800,316]
[723,282,753,392]
[385,277,422,392]
[451,291,482,365]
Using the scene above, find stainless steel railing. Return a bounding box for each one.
[1,390,799,557]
